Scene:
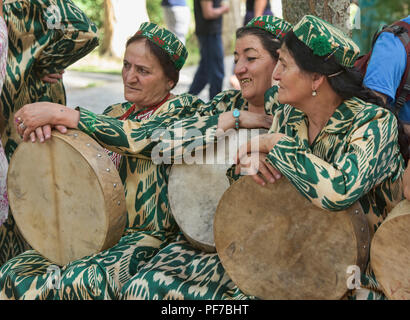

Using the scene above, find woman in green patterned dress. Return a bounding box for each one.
[6,17,292,300]
[0,21,206,300]
[0,0,99,268]
[241,15,406,299]
[118,15,406,300]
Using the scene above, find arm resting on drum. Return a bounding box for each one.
[149,91,273,160]
[33,0,99,77]
[77,91,267,160]
[145,112,271,162]
[265,110,404,211]
[77,89,271,161]
[76,94,210,159]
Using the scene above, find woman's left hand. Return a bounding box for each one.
[15,102,79,141]
[234,133,285,186]
[27,124,68,143]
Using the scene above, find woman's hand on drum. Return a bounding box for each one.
[234,133,285,186]
[24,124,68,143]
[14,102,80,142]
[234,152,281,186]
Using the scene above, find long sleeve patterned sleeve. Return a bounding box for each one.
[76,93,206,160]
[264,89,404,212]
[1,0,99,160]
[77,90,247,162]
[32,0,99,76]
[148,90,249,161]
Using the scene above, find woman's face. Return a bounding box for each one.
[272,44,312,107]
[234,34,277,107]
[122,39,173,107]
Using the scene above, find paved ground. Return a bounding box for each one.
[64,56,235,114]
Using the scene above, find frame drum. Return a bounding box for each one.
[168,129,267,252]
[214,176,370,300]
[7,129,127,266]
[371,199,410,300]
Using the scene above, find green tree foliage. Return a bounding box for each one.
[372,0,409,24]
[73,0,104,29]
[146,0,164,25]
[354,0,409,53]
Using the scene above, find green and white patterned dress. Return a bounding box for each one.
[119,86,405,300]
[0,93,205,299]
[0,0,99,267]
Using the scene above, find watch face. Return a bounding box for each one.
[233,109,240,117]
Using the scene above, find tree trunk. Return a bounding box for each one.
[222,0,243,56]
[282,0,351,35]
[99,0,114,56]
[100,0,149,59]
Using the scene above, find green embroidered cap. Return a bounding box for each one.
[292,15,360,67]
[135,22,188,70]
[246,15,293,40]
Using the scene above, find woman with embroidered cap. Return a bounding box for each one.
[11,15,293,300]
[0,22,208,300]
[234,15,406,300]
[116,16,294,300]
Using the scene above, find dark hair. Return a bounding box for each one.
[284,30,409,162]
[125,35,179,89]
[236,26,282,61]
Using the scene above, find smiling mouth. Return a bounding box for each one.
[240,78,252,85]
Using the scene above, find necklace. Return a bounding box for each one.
[120,93,171,121]
[107,93,172,169]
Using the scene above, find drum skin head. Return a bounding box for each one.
[169,162,231,252]
[168,129,268,253]
[371,199,410,300]
[7,130,127,266]
[214,176,358,300]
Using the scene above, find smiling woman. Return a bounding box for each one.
[233,27,278,112]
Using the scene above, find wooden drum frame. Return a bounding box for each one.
[371,199,410,300]
[214,176,370,300]
[7,129,127,266]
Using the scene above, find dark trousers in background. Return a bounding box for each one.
[189,33,224,101]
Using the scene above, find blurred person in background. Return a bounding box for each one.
[161,0,191,44]
[188,0,230,101]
